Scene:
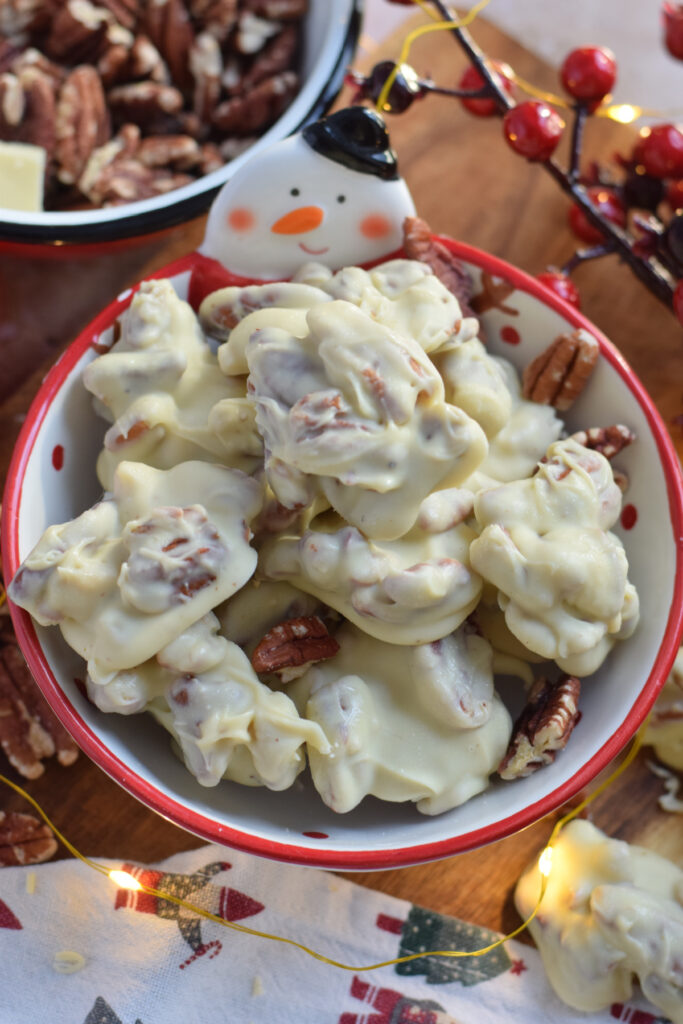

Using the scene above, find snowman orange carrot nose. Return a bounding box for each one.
[270,205,324,234]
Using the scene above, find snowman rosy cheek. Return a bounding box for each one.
[359,214,393,239]
[227,207,256,232]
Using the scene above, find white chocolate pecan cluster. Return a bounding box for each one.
[85,279,261,489]
[515,820,683,1024]
[10,250,640,814]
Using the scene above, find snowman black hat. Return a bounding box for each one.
[302,107,400,182]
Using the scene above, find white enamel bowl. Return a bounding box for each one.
[4,238,683,869]
[0,0,361,247]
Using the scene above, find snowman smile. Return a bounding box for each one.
[299,242,330,255]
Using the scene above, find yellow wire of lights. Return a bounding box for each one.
[375,0,493,114]
[375,0,682,125]
[0,727,644,973]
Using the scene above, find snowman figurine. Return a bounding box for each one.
[188,106,416,308]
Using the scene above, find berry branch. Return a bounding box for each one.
[351,0,683,324]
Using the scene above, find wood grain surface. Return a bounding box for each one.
[0,13,681,942]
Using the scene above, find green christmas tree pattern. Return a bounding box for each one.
[384,904,511,986]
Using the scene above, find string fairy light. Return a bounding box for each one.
[0,727,645,973]
[375,0,682,125]
[375,0,493,114]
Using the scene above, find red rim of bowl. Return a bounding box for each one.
[4,239,683,870]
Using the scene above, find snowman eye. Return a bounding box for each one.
[337,195,346,203]
[290,187,300,196]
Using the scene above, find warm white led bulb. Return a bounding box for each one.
[109,869,142,891]
[538,846,553,878]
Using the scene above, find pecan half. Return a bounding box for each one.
[0,811,57,867]
[244,0,308,18]
[522,329,599,411]
[402,216,476,318]
[143,0,195,93]
[96,0,140,30]
[240,24,297,92]
[189,0,238,42]
[568,424,635,460]
[470,271,518,317]
[45,0,112,65]
[56,65,111,184]
[0,638,78,773]
[498,675,582,780]
[251,615,339,682]
[107,79,184,129]
[212,69,297,134]
[189,30,221,122]
[136,132,199,168]
[1,67,57,158]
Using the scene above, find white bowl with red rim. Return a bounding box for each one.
[4,237,683,870]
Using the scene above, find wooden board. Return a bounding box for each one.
[0,12,681,941]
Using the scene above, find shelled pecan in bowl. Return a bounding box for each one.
[0,0,307,209]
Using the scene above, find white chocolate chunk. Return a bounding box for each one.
[515,820,683,1023]
[470,438,638,672]
[260,513,481,645]
[9,461,262,676]
[84,280,254,489]
[290,623,510,814]
[247,300,487,539]
[0,141,45,211]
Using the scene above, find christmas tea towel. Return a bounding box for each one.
[0,844,669,1023]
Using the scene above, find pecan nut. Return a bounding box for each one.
[189,0,238,42]
[251,615,339,681]
[45,0,112,65]
[241,23,297,91]
[212,69,297,133]
[189,30,221,122]
[107,79,184,129]
[96,0,140,30]
[1,67,56,157]
[498,675,582,780]
[403,215,476,318]
[522,329,599,411]
[245,0,308,18]
[143,0,195,92]
[0,637,78,773]
[568,424,635,460]
[0,810,57,867]
[56,64,111,184]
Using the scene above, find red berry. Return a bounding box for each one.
[503,101,565,161]
[674,279,683,325]
[535,271,581,308]
[568,187,626,243]
[458,61,513,117]
[667,179,683,209]
[560,46,617,104]
[663,2,683,60]
[633,124,683,179]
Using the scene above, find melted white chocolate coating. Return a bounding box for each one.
[9,461,262,677]
[470,438,638,673]
[515,820,683,1023]
[260,512,481,645]
[247,299,487,539]
[84,280,257,490]
[213,258,477,377]
[290,623,511,814]
[644,647,683,770]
